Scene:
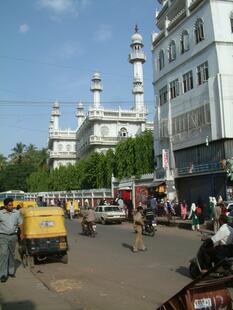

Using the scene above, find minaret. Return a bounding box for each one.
[49,117,54,131]
[76,102,85,129]
[51,100,60,130]
[128,25,146,111]
[90,72,103,108]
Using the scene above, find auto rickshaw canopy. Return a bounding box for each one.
[21,207,67,238]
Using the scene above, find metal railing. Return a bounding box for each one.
[177,161,224,176]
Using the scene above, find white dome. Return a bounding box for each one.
[92,72,101,80]
[131,32,143,44]
[77,102,84,109]
[53,100,59,108]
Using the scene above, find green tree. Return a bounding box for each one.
[9,142,26,164]
[0,154,7,171]
[26,170,49,192]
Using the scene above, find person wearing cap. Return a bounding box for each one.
[0,197,23,283]
[133,206,147,253]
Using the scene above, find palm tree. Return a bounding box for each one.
[26,144,37,153]
[38,148,49,170]
[9,142,26,163]
[0,154,7,171]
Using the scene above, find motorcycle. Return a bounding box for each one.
[189,234,233,279]
[142,219,157,237]
[82,221,96,237]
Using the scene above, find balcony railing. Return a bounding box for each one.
[49,151,76,159]
[176,161,225,176]
[128,52,146,63]
[49,130,76,140]
[189,0,204,11]
[167,8,186,31]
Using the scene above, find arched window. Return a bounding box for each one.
[168,41,176,62]
[230,11,233,33]
[158,50,165,70]
[180,30,189,53]
[58,144,63,151]
[66,144,71,152]
[119,127,128,138]
[194,18,204,44]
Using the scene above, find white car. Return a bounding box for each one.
[95,205,126,224]
[226,202,233,216]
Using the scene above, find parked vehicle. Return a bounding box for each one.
[0,190,37,209]
[65,200,79,218]
[19,207,68,267]
[95,205,126,224]
[226,201,233,216]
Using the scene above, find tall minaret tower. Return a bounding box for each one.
[51,100,60,130]
[49,117,54,131]
[128,25,146,111]
[90,72,103,109]
[76,102,85,129]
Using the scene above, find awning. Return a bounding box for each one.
[118,181,133,190]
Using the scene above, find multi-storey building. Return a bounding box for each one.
[48,27,153,169]
[152,0,233,203]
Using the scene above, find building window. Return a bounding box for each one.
[194,18,204,44]
[58,144,63,151]
[183,71,193,93]
[170,79,179,99]
[66,144,71,152]
[168,41,176,62]
[119,127,128,138]
[230,12,233,32]
[197,61,209,85]
[159,86,168,106]
[158,50,165,70]
[180,30,189,53]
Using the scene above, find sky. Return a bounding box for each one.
[0,0,160,157]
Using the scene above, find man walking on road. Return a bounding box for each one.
[133,206,147,253]
[0,198,23,282]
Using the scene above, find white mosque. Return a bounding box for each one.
[48,27,153,169]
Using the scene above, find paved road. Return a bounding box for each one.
[30,220,202,310]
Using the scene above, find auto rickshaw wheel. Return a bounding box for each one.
[61,254,68,264]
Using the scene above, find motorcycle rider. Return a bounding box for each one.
[198,219,233,272]
[143,204,156,232]
[86,206,95,234]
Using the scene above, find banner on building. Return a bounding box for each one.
[162,149,169,170]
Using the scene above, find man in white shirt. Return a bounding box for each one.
[198,223,233,271]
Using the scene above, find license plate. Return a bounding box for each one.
[194,298,212,309]
[59,242,67,249]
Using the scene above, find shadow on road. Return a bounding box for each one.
[122,243,133,251]
[175,266,190,278]
[1,300,35,310]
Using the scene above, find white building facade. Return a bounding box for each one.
[152,0,233,203]
[48,27,153,169]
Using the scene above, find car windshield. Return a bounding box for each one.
[105,207,120,212]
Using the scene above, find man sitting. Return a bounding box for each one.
[198,222,233,272]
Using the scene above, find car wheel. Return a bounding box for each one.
[101,218,106,225]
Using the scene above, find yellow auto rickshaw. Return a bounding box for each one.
[65,200,80,218]
[20,207,68,267]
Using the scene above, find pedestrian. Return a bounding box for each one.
[213,202,222,233]
[188,203,200,231]
[133,206,147,253]
[150,196,157,215]
[0,198,23,283]
[180,200,188,220]
[70,201,75,220]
